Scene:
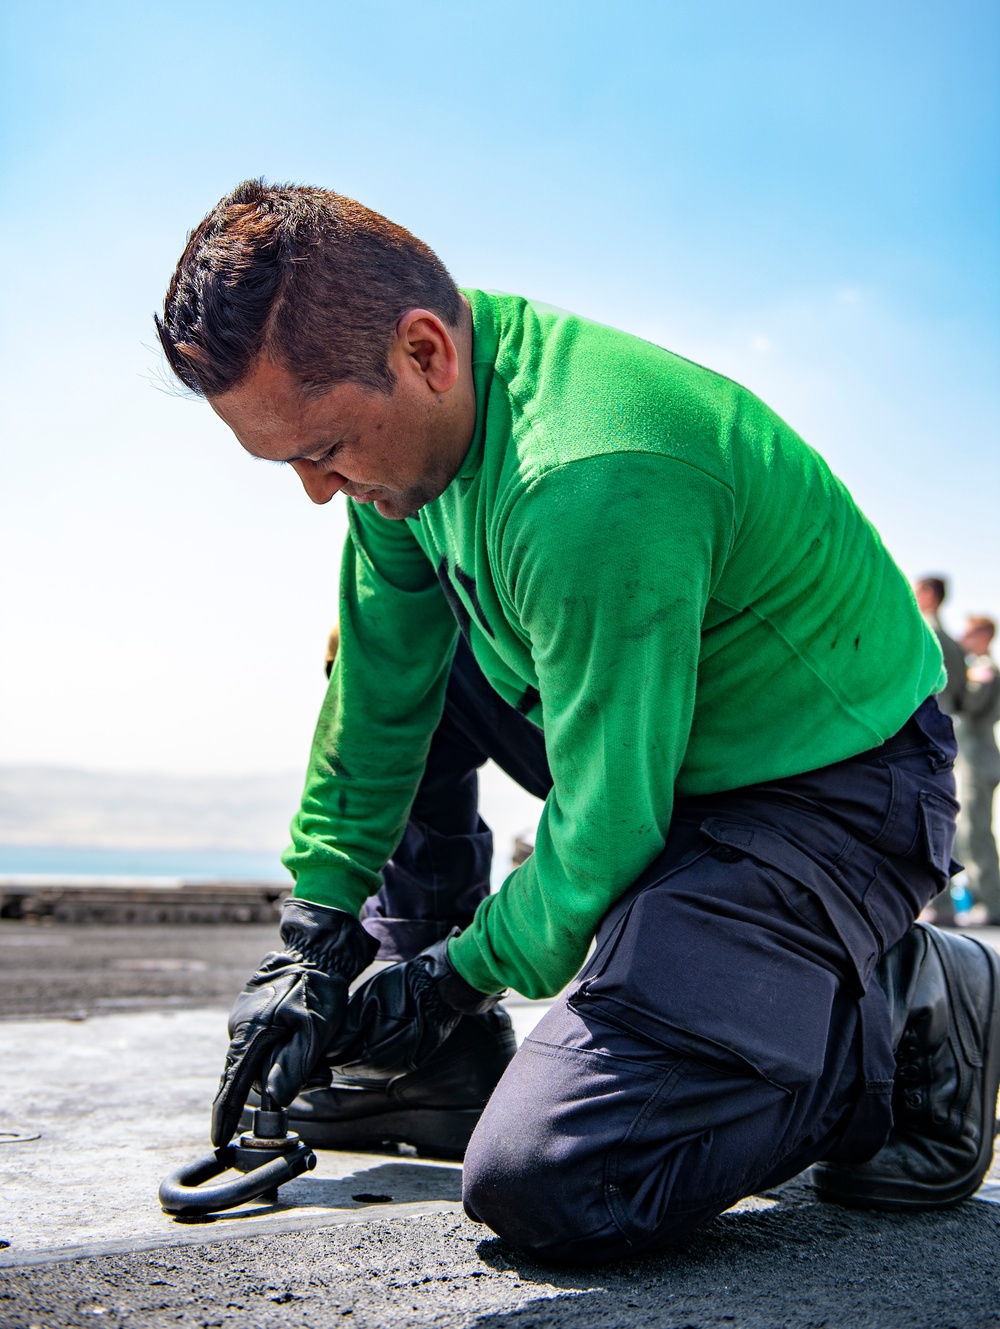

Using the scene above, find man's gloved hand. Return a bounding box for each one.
[326,932,504,1079]
[211,899,378,1146]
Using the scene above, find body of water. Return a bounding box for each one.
[0,846,291,882]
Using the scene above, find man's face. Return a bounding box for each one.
[209,313,473,521]
[915,583,942,615]
[962,627,992,657]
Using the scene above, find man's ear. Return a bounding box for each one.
[395,309,459,393]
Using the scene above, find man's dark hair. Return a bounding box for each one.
[156,179,463,398]
[916,576,947,607]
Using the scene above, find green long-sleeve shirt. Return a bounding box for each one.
[286,289,944,998]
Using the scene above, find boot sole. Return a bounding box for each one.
[239,1103,482,1161]
[815,933,1000,1211]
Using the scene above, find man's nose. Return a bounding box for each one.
[291,460,346,505]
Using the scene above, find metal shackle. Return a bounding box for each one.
[158,1092,317,1217]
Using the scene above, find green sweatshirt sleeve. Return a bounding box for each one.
[448,452,735,998]
[284,501,459,911]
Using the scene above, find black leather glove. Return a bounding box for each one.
[211,899,378,1146]
[327,932,504,1080]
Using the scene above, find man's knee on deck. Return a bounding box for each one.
[458,1044,714,1261]
[461,1103,735,1263]
[461,1108,615,1258]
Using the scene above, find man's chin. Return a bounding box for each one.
[373,483,446,521]
[372,496,413,520]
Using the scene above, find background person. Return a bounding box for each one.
[915,577,967,717]
[955,617,1000,925]
[323,623,340,679]
[915,575,967,926]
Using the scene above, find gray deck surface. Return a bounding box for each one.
[1,922,998,1327]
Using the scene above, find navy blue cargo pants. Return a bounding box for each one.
[362,639,959,1261]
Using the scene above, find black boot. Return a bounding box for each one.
[242,1007,516,1160]
[813,923,1000,1210]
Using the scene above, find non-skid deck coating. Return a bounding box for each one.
[2,1183,999,1328]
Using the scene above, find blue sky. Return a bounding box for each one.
[2,0,998,776]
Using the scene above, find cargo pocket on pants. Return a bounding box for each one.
[919,789,961,884]
[568,839,839,1093]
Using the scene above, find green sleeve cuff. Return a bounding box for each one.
[447,931,506,996]
[290,868,370,917]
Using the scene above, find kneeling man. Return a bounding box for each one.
[157,180,1000,1262]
